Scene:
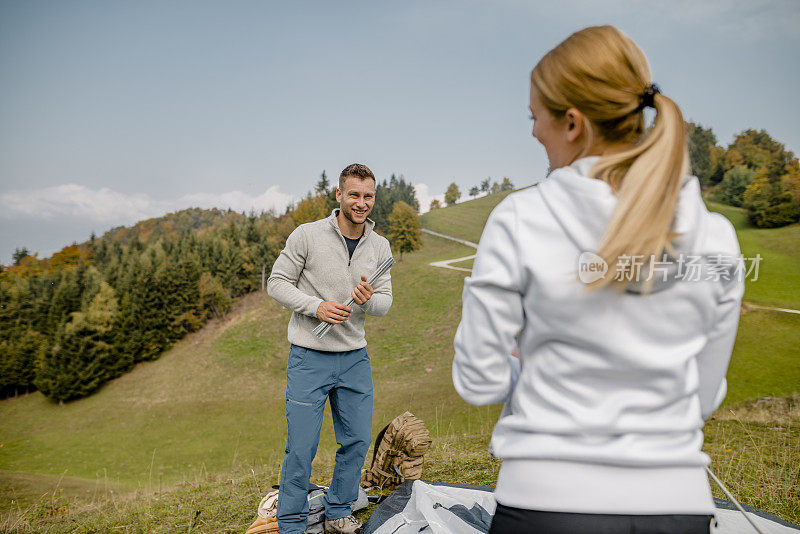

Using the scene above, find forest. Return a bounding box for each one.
[0,173,419,402]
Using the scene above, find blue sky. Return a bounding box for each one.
[1,0,799,264]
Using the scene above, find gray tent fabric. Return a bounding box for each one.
[361,480,800,534]
[362,481,495,534]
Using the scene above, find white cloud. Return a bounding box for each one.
[178,185,293,215]
[0,183,296,226]
[0,184,164,224]
[415,183,445,214]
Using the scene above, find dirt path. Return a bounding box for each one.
[422,228,477,272]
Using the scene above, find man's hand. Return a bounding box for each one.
[317,301,352,324]
[351,275,374,305]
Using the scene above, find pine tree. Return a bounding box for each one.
[12,248,30,265]
[316,170,330,194]
[34,283,118,402]
[35,320,113,402]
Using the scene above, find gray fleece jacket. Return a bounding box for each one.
[267,209,393,352]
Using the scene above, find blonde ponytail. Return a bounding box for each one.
[531,26,689,292]
[590,94,688,291]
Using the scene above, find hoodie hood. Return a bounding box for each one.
[537,157,709,293]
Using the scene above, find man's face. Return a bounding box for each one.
[336,176,376,225]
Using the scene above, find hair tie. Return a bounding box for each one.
[639,83,660,110]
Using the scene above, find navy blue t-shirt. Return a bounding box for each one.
[344,236,360,259]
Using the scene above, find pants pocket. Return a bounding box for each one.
[287,345,306,370]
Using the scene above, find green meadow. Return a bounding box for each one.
[706,201,800,310]
[1,190,798,532]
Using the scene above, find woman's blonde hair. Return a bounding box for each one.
[531,25,688,291]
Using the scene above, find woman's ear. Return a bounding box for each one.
[564,108,584,143]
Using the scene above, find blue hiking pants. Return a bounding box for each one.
[277,344,373,534]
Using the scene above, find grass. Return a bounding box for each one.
[3,403,797,531]
[1,191,798,530]
[704,397,800,523]
[0,412,506,533]
[420,190,517,244]
[447,257,474,269]
[706,201,800,310]
[0,297,289,492]
[724,310,800,406]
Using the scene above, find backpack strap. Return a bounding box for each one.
[369,421,391,468]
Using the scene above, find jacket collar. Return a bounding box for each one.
[327,208,374,239]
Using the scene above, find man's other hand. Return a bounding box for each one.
[351,276,374,305]
[317,301,353,324]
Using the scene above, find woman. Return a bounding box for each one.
[452,26,743,534]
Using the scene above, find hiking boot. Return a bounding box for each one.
[324,514,362,534]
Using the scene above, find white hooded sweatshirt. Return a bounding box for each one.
[453,157,744,514]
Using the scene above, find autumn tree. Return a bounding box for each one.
[444,182,461,206]
[721,129,800,227]
[199,272,232,319]
[429,199,441,210]
[292,194,329,226]
[387,201,423,260]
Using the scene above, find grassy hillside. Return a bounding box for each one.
[2,191,798,531]
[420,190,517,244]
[1,236,499,519]
[705,201,800,310]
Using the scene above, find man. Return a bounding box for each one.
[267,163,393,534]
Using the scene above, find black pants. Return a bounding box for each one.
[489,503,713,534]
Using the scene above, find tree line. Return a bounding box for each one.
[687,124,799,227]
[429,177,515,211]
[0,174,421,403]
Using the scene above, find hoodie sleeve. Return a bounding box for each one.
[696,217,745,419]
[360,239,394,317]
[267,226,324,317]
[453,197,524,406]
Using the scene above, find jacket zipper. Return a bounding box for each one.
[337,229,366,267]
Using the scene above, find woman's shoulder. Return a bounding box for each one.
[702,210,741,256]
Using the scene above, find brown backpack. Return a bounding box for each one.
[361,411,432,489]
